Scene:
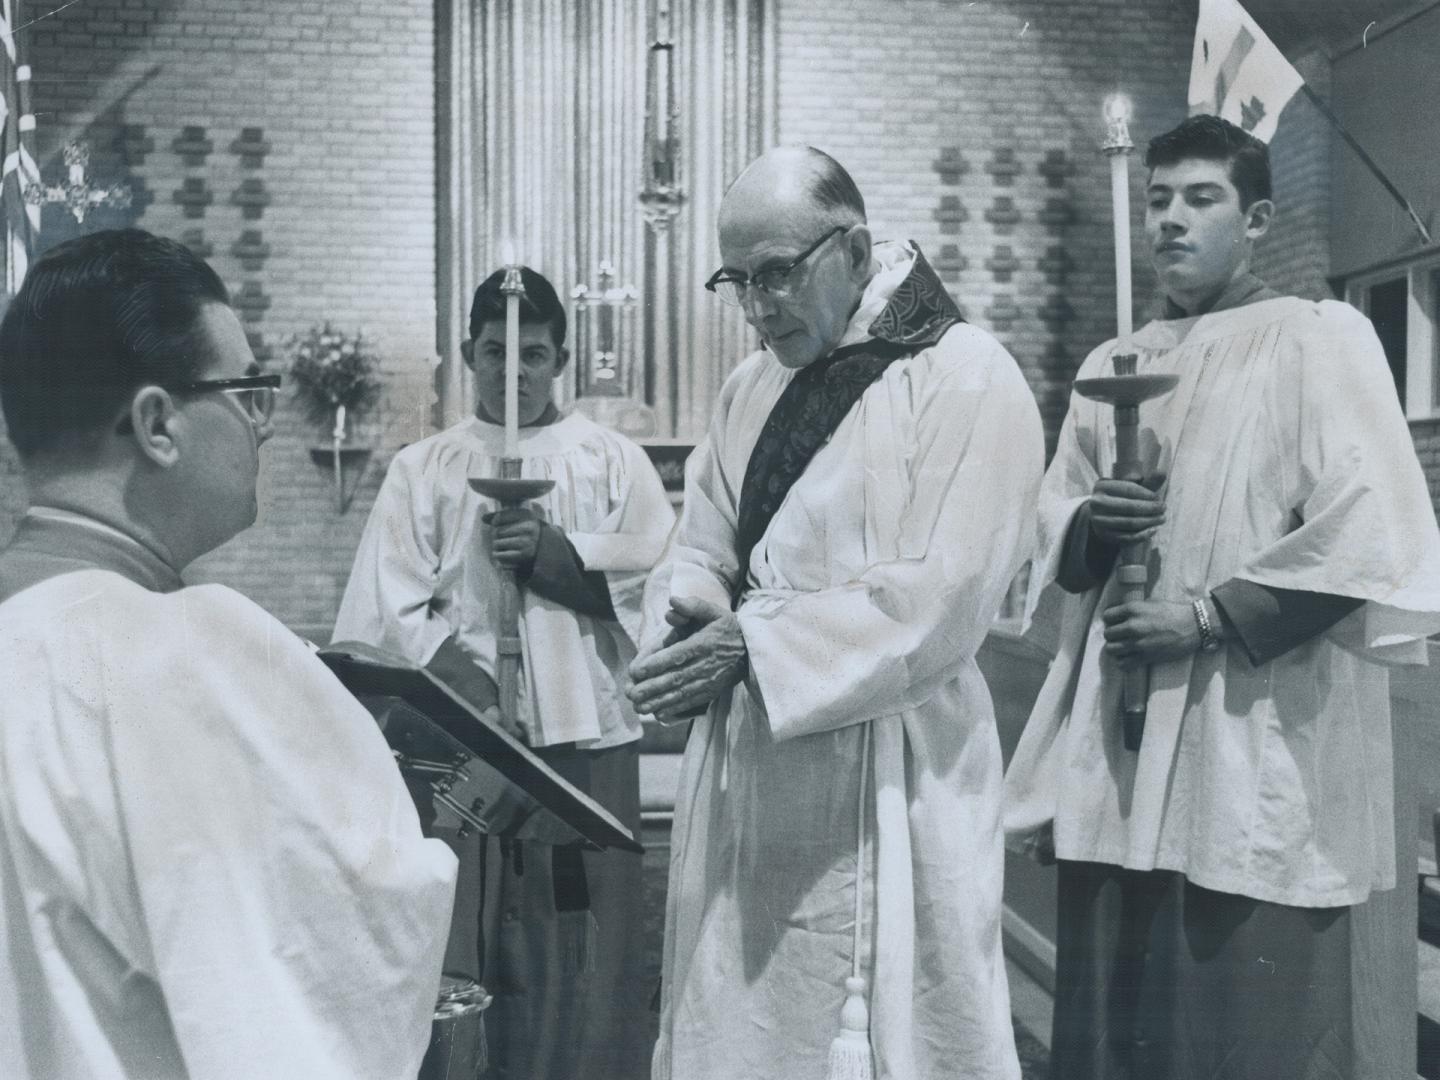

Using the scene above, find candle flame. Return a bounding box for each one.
[1103,93,1132,124]
[500,239,517,267]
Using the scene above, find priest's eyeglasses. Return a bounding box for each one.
[705,226,847,307]
[173,374,282,425]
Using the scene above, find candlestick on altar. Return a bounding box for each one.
[1075,94,1178,751]
[331,403,347,513]
[470,258,555,736]
[645,2,677,188]
[640,0,687,433]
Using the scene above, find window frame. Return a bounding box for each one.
[1345,251,1440,422]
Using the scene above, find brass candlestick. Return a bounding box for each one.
[1073,355,1178,750]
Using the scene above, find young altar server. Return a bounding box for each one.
[333,266,673,1079]
[0,229,457,1080]
[1004,115,1440,1079]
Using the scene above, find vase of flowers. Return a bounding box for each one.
[286,322,382,439]
[286,323,382,511]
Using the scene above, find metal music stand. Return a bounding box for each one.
[320,641,641,853]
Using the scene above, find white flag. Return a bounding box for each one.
[1188,0,1303,143]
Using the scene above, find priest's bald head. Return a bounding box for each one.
[711,146,874,368]
[0,229,275,570]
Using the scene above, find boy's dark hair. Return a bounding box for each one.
[1145,114,1272,209]
[0,228,231,459]
[468,266,567,348]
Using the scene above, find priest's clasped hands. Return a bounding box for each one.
[627,596,749,723]
[1090,476,1212,668]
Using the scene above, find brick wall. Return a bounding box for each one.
[0,428,22,534]
[0,0,437,639]
[775,0,1195,453]
[1249,50,1334,301]
[4,1,1435,632]
[1412,419,1440,511]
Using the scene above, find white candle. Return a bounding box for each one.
[1104,94,1134,341]
[500,240,520,456]
[333,403,346,441]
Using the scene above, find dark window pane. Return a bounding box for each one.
[1433,270,1440,411]
[1368,277,1408,408]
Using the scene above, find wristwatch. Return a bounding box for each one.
[1192,597,1222,653]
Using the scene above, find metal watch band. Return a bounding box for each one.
[1192,596,1221,652]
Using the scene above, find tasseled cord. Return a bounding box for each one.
[827,724,875,1080]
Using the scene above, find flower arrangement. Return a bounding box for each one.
[284,323,382,433]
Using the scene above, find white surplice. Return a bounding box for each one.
[646,244,1043,1080]
[0,569,458,1080]
[1005,297,1440,907]
[333,411,675,748]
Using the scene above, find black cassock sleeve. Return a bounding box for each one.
[1210,579,1363,666]
[519,524,616,621]
[1056,502,1362,665]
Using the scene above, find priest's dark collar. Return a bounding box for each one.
[0,506,184,603]
[852,244,964,355]
[1162,271,1279,321]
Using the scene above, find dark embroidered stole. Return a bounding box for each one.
[731,342,903,604]
[731,246,962,604]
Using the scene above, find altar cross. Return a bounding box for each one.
[570,260,639,388]
[25,141,131,224]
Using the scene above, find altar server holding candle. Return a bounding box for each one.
[1005,114,1440,1080]
[334,266,673,1080]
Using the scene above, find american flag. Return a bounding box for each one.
[0,0,39,294]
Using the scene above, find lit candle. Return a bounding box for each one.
[500,240,521,457]
[1103,94,1135,341]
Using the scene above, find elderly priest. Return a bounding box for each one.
[0,230,457,1079]
[630,146,1043,1080]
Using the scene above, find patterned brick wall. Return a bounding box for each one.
[1412,419,1440,511]
[0,0,437,639]
[3,1,1434,634]
[0,431,22,535]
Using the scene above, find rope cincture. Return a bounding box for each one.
[826,722,875,1080]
